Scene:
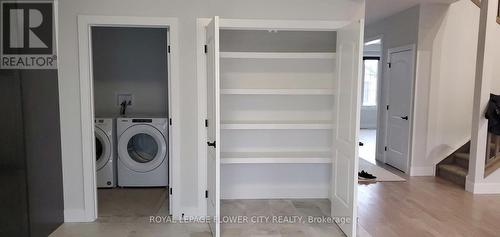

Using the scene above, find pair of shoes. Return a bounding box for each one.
[358,170,376,180]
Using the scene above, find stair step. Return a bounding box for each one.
[437,164,467,187]
[485,156,500,177]
[454,152,469,169]
[455,152,469,160]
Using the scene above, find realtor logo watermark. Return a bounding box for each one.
[1,1,56,69]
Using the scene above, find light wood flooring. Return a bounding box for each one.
[51,178,500,236]
[358,176,500,237]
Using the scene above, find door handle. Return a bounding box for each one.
[207,141,216,148]
[400,116,408,120]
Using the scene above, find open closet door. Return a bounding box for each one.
[206,16,221,237]
[331,20,363,237]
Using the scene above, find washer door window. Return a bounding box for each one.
[118,124,166,172]
[95,127,111,171]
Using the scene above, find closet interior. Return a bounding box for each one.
[219,29,338,199]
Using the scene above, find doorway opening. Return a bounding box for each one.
[359,38,381,165]
[91,26,171,222]
[359,37,413,181]
[77,16,181,222]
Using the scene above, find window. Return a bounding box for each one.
[362,57,379,106]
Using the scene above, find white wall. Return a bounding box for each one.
[411,4,450,175]
[57,0,364,220]
[364,5,420,162]
[92,27,169,117]
[364,1,481,175]
[422,0,479,174]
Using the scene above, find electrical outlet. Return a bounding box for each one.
[117,93,133,106]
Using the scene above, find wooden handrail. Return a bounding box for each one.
[497,0,500,24]
[472,0,500,24]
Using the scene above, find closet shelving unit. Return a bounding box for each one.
[220,51,336,59]
[219,29,338,198]
[205,17,363,237]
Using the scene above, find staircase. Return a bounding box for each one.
[436,142,470,187]
[437,136,500,187]
[440,0,500,187]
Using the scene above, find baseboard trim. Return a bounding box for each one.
[410,166,435,176]
[465,180,500,194]
[221,185,329,200]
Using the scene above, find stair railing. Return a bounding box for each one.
[486,133,498,163]
[471,0,500,24]
[497,0,500,24]
[485,132,500,177]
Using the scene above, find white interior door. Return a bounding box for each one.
[331,20,363,237]
[385,47,414,173]
[206,16,220,237]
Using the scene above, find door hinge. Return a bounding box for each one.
[205,119,208,127]
[386,105,389,110]
[170,188,173,195]
[168,45,171,53]
[205,190,209,198]
[169,118,172,125]
[388,62,392,68]
[384,146,387,151]
[204,44,208,53]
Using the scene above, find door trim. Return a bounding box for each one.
[383,44,416,173]
[76,15,180,221]
[197,17,362,237]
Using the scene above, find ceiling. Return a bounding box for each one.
[366,0,457,23]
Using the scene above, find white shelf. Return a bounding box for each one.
[220,52,336,59]
[221,89,335,95]
[221,151,332,164]
[221,120,333,130]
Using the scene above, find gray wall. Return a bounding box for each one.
[0,70,64,236]
[92,27,169,117]
[221,30,336,52]
[0,0,64,234]
[364,5,420,161]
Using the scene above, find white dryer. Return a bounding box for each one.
[95,118,116,188]
[116,117,168,187]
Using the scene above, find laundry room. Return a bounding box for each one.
[91,26,171,221]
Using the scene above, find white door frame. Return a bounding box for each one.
[196,17,359,236]
[76,15,181,221]
[383,44,417,172]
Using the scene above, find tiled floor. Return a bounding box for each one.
[97,188,169,223]
[221,199,347,237]
[51,196,348,237]
[50,188,211,237]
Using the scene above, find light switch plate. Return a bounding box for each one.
[117,93,133,106]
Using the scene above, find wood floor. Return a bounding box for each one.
[358,177,500,237]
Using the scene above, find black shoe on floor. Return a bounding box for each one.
[358,170,377,180]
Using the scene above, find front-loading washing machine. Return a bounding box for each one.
[116,117,168,187]
[95,118,116,188]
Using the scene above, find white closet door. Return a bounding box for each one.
[206,16,221,237]
[331,20,363,237]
